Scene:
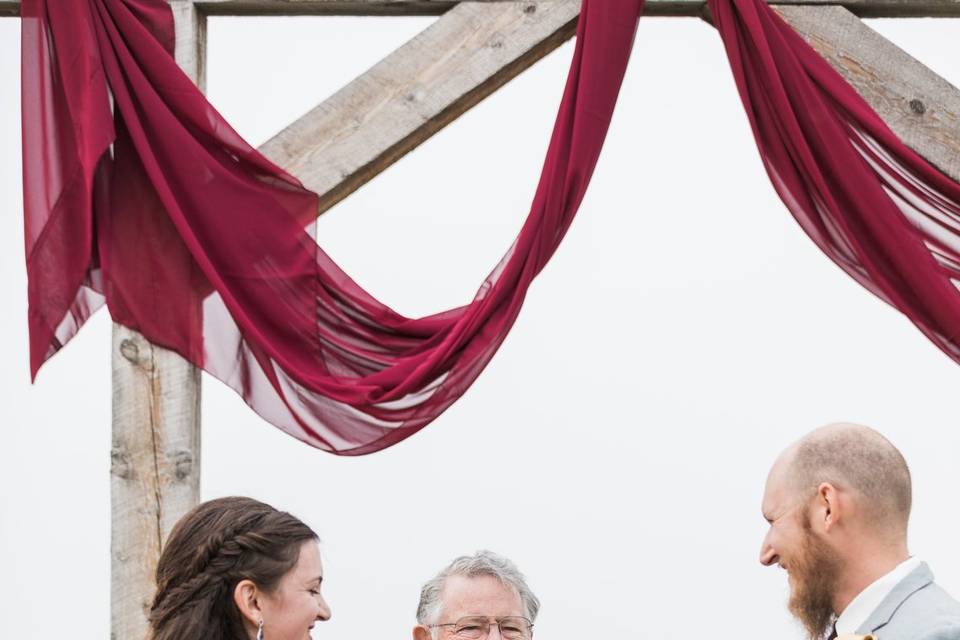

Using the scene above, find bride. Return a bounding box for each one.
[148,496,331,639]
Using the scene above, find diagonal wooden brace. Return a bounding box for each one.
[774,6,960,182]
[257,0,580,214]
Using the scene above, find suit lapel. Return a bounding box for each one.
[856,563,935,634]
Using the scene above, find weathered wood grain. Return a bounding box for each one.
[111,329,202,640]
[256,0,580,215]
[775,5,960,181]
[110,5,204,639]
[171,0,208,91]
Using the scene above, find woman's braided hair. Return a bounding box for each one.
[148,496,318,640]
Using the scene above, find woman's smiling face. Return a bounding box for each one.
[258,541,331,639]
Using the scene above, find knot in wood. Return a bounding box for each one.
[910,99,926,115]
[111,447,133,480]
[170,449,195,481]
[524,4,536,14]
[119,338,140,364]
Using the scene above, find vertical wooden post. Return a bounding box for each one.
[110,3,205,638]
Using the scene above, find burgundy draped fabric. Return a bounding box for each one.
[709,0,960,363]
[23,0,960,455]
[21,0,644,453]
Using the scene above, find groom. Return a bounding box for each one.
[759,423,960,639]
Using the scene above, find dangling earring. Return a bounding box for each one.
[257,618,265,640]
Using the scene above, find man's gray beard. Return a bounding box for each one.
[787,517,842,640]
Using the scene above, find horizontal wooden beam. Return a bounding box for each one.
[4,1,960,18]
[200,0,960,18]
[199,0,960,18]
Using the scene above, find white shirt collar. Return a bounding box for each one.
[835,556,922,634]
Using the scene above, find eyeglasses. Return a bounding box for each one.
[429,616,533,639]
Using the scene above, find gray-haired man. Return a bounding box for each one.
[760,423,960,639]
[413,551,540,640]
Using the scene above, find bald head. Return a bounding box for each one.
[776,423,912,534]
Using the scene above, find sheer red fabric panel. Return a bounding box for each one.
[709,0,960,362]
[21,2,112,370]
[21,0,644,453]
[23,0,960,456]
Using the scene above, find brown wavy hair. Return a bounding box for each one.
[148,496,318,640]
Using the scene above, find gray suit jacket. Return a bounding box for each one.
[856,563,960,639]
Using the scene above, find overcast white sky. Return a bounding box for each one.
[1,11,958,640]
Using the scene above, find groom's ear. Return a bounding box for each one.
[413,624,432,640]
[816,482,842,532]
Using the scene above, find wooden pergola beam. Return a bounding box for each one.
[110,4,204,640]
[776,5,960,181]
[5,0,960,18]
[256,0,579,214]
[196,0,960,18]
